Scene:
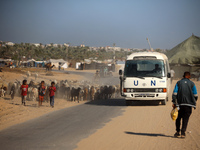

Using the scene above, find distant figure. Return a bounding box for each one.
[152,64,162,73]
[38,81,46,107]
[94,70,100,82]
[104,67,108,77]
[10,84,16,99]
[69,63,72,68]
[172,72,198,138]
[100,67,104,78]
[80,63,84,70]
[170,69,175,81]
[49,82,56,108]
[20,80,28,106]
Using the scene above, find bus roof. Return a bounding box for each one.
[126,52,168,60]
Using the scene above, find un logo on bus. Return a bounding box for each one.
[151,80,156,86]
[134,80,138,86]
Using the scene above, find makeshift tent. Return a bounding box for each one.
[61,63,68,69]
[0,58,12,67]
[76,62,81,70]
[46,59,68,68]
[20,59,35,67]
[35,61,45,67]
[167,34,200,64]
[0,58,12,62]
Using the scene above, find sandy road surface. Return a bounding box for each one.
[0,67,91,131]
[1,68,200,149]
[76,80,200,150]
[0,100,125,150]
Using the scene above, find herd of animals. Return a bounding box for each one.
[0,71,121,103]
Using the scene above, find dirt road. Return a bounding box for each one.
[0,99,126,150]
[0,68,199,150]
[76,80,200,150]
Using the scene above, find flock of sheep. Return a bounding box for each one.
[0,71,121,103]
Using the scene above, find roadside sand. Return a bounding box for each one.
[76,80,200,150]
[0,67,89,84]
[0,67,92,131]
[0,97,86,131]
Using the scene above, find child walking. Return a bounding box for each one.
[38,81,46,107]
[20,80,28,106]
[49,82,56,108]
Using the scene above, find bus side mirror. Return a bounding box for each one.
[167,73,171,78]
[119,70,122,75]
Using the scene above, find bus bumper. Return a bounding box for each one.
[124,93,167,101]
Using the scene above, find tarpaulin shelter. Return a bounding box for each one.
[167,34,200,78]
[167,34,200,64]
[35,61,45,67]
[46,59,68,68]
[61,63,68,69]
[20,59,36,67]
[0,58,12,67]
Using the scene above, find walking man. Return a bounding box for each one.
[172,72,198,138]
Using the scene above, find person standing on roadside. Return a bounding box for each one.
[49,82,56,108]
[38,81,46,107]
[20,80,28,106]
[172,72,198,138]
[170,69,175,82]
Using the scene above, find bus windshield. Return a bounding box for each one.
[124,59,165,78]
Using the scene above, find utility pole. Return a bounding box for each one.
[112,43,116,72]
[113,43,116,64]
[146,38,153,51]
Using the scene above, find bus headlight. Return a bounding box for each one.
[123,88,134,93]
[155,88,167,93]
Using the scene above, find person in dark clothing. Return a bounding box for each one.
[152,64,162,73]
[172,72,198,138]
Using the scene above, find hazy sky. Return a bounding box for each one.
[0,0,199,49]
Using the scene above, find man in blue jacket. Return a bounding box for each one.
[172,72,198,138]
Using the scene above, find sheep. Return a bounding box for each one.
[26,71,31,78]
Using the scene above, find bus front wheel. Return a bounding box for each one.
[126,100,132,106]
[161,99,166,105]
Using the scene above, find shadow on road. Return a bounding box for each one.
[3,97,11,100]
[85,99,163,107]
[129,100,161,106]
[85,99,126,106]
[125,131,173,138]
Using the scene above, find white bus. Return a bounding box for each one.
[119,52,171,105]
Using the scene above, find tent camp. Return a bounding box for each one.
[20,59,36,67]
[167,34,200,78]
[167,34,200,64]
[0,58,12,67]
[46,59,68,68]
